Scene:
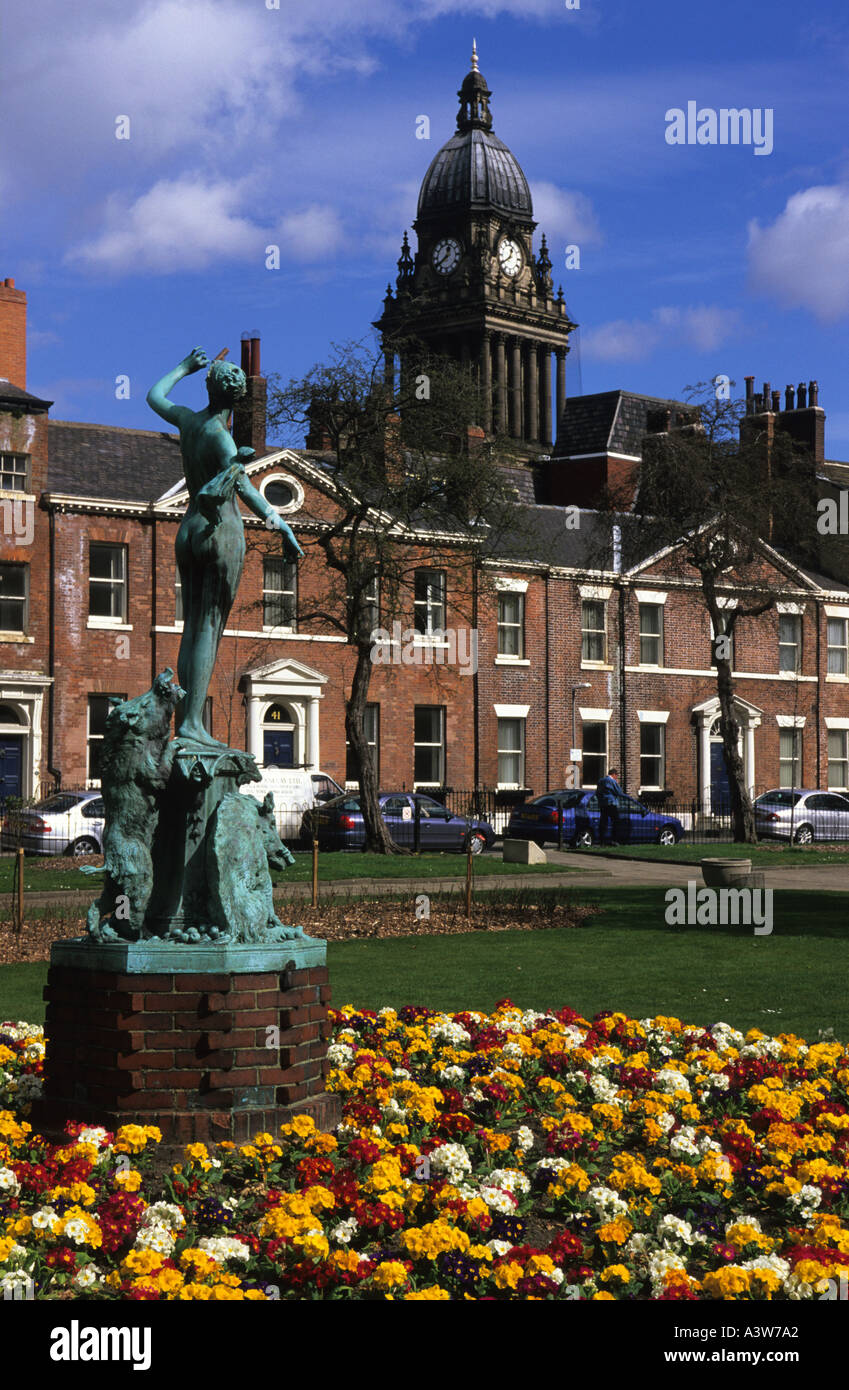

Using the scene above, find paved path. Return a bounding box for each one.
[13,851,849,912]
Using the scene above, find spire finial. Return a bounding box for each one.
[471,38,479,72]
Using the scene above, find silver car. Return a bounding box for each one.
[754,789,849,844]
[1,791,105,856]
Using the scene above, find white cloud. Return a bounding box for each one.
[529,182,602,247]
[582,304,739,362]
[276,205,345,262]
[748,184,849,321]
[66,177,262,274]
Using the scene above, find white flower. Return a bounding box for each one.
[31,1207,61,1233]
[140,1202,185,1231]
[710,1074,730,1091]
[485,1168,530,1195]
[0,1167,20,1196]
[77,1126,111,1148]
[725,1214,762,1235]
[502,1042,525,1060]
[590,1074,621,1103]
[515,1126,534,1153]
[743,1253,791,1281]
[478,1187,517,1213]
[197,1236,250,1265]
[0,1270,34,1296]
[657,1215,697,1247]
[392,1068,411,1080]
[330,1218,359,1246]
[134,1224,175,1256]
[73,1265,104,1289]
[656,1068,690,1095]
[648,1249,687,1295]
[669,1127,700,1159]
[382,1098,408,1122]
[326,1043,355,1067]
[429,1016,472,1047]
[587,1186,629,1218]
[62,1218,94,1247]
[429,1143,473,1182]
[655,1112,676,1133]
[438,1066,466,1084]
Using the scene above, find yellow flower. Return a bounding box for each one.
[600,1265,631,1285]
[494,1261,523,1291]
[597,1219,633,1246]
[114,1169,143,1193]
[372,1260,409,1291]
[405,1286,451,1300]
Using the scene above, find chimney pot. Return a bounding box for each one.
[250,336,261,378]
[771,390,781,412]
[762,382,771,411]
[240,338,250,372]
[5,279,14,289]
[809,380,819,407]
[797,382,807,409]
[785,385,795,411]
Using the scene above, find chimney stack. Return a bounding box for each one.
[785,385,795,411]
[0,277,27,388]
[233,329,266,457]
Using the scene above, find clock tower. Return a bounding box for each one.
[376,43,577,450]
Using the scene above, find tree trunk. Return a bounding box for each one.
[346,640,404,853]
[703,579,757,843]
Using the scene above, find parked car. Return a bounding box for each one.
[240,769,344,843]
[506,788,684,847]
[305,791,496,854]
[1,792,105,857]
[754,788,849,843]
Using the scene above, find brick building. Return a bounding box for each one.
[1,48,848,819]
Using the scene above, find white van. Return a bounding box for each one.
[240,768,344,844]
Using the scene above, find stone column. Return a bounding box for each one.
[510,337,523,440]
[526,342,539,443]
[307,698,320,772]
[495,334,508,434]
[556,348,567,438]
[539,347,552,445]
[479,331,492,433]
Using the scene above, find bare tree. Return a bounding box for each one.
[604,381,817,843]
[265,338,519,851]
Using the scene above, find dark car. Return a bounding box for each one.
[305,791,496,854]
[506,788,684,847]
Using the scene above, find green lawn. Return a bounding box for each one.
[581,842,849,867]
[0,850,571,894]
[3,887,847,1042]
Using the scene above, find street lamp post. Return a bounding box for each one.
[564,683,592,850]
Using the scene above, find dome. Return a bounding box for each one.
[417,129,533,219]
[416,44,533,221]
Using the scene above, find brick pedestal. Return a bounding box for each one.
[31,939,342,1145]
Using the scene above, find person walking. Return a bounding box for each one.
[596,768,625,846]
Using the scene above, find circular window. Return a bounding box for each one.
[260,473,303,515]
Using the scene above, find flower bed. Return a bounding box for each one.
[1,1004,848,1300]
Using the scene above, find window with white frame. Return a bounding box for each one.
[87,693,126,783]
[827,730,849,789]
[581,600,606,663]
[497,717,525,787]
[778,614,802,673]
[638,604,663,666]
[497,591,525,658]
[0,564,28,633]
[582,722,607,786]
[414,570,446,635]
[263,557,297,630]
[414,706,444,786]
[346,704,379,785]
[89,544,127,622]
[779,728,802,788]
[0,454,29,492]
[827,618,848,676]
[639,724,665,788]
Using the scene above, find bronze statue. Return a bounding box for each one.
[147,347,303,750]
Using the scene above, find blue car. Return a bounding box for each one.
[305,791,497,854]
[506,789,683,847]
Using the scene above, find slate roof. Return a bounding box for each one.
[0,379,52,412]
[553,390,697,459]
[47,421,183,502]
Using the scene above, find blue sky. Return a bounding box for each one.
[4,0,849,455]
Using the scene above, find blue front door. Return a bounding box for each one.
[0,737,22,805]
[264,730,294,768]
[710,743,731,811]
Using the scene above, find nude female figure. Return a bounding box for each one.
[147,346,303,750]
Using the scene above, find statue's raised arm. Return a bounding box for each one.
[146,346,209,429]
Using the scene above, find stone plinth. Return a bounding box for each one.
[31,938,341,1145]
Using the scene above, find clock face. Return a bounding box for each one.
[431,237,462,275]
[498,237,522,277]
